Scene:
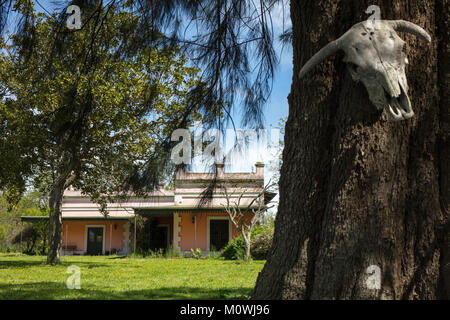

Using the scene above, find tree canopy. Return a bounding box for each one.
[1,0,284,127]
[0,6,202,208]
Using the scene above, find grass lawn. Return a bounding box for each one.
[0,253,265,300]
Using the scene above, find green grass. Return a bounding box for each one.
[0,253,265,300]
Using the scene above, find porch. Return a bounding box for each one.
[135,209,239,254]
[20,210,240,256]
[19,216,133,256]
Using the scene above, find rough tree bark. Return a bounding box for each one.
[46,153,76,264]
[46,181,65,264]
[253,0,449,299]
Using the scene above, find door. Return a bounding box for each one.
[150,225,169,251]
[87,227,103,255]
[209,219,229,251]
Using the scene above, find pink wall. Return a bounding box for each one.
[61,212,253,254]
[62,220,128,253]
[178,212,252,251]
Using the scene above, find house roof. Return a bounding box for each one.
[54,162,274,219]
[20,215,131,222]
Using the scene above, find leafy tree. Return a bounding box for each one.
[12,220,49,255]
[0,4,202,264]
[0,190,48,250]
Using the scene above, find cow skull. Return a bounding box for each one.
[299,20,431,121]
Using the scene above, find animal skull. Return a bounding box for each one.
[299,20,431,121]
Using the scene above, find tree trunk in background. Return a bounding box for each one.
[46,180,65,264]
[253,0,449,299]
[46,154,75,264]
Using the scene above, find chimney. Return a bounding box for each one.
[255,162,264,178]
[216,162,224,177]
[175,164,186,180]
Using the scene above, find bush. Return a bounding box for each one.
[250,227,274,260]
[0,246,20,253]
[205,251,222,259]
[189,248,203,259]
[220,236,245,260]
[130,246,183,259]
[165,247,183,258]
[220,225,274,260]
[12,223,49,255]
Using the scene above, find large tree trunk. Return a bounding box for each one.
[253,0,449,299]
[47,155,75,264]
[47,181,64,264]
[46,180,65,264]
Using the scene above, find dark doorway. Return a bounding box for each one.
[210,219,229,251]
[87,227,103,255]
[150,225,169,251]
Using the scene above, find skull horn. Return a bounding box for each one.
[298,39,342,78]
[388,20,431,43]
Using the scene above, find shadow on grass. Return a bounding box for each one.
[106,255,127,260]
[0,258,110,269]
[0,259,48,269]
[0,282,252,300]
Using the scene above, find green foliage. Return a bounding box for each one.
[132,215,150,251]
[0,246,20,253]
[164,247,183,259]
[0,191,49,251]
[131,245,183,259]
[221,236,246,260]
[132,216,180,254]
[133,248,165,258]
[12,222,47,255]
[1,0,279,133]
[220,225,274,261]
[0,7,202,210]
[0,6,206,263]
[250,226,274,260]
[0,254,265,299]
[204,251,222,260]
[189,248,203,259]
